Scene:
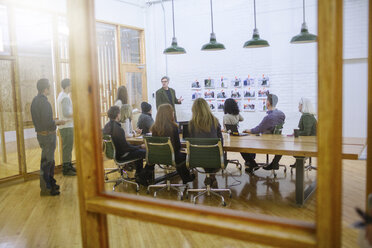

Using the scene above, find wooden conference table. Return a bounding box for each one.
[127,134,366,206]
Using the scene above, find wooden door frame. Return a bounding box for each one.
[367,0,372,208]
[68,0,363,247]
[119,25,148,103]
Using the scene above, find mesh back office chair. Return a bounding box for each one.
[224,124,243,173]
[255,123,287,177]
[144,136,186,200]
[102,134,140,192]
[185,138,232,206]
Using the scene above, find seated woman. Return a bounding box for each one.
[151,104,195,184]
[223,98,244,129]
[103,105,151,186]
[290,98,317,169]
[115,85,138,137]
[222,98,254,172]
[189,98,224,186]
[297,98,317,136]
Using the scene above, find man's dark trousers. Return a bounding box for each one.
[37,133,56,191]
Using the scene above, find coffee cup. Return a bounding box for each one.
[294,129,299,138]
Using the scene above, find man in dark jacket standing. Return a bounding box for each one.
[31,78,65,196]
[155,76,183,119]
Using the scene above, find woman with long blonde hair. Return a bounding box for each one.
[189,98,223,186]
[114,85,138,137]
[189,98,222,139]
[151,104,195,184]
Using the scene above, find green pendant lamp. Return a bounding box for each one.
[290,0,317,44]
[164,0,186,54]
[243,0,269,48]
[201,0,225,51]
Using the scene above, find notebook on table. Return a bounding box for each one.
[225,124,249,136]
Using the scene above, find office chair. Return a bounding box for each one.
[102,134,140,192]
[144,136,187,200]
[185,138,232,206]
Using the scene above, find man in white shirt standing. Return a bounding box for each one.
[57,79,76,176]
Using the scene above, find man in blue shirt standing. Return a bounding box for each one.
[243,94,285,173]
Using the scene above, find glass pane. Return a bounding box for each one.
[0,5,10,55]
[96,22,118,126]
[15,9,55,173]
[120,28,140,64]
[126,72,142,110]
[58,16,69,60]
[0,60,19,178]
[60,62,69,80]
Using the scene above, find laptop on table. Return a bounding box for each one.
[225,124,249,136]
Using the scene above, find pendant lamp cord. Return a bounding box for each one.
[253,0,257,29]
[210,0,214,33]
[171,0,176,38]
[302,0,305,23]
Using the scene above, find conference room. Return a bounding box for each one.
[0,0,370,247]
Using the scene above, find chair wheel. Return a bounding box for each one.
[229,193,232,198]
[136,187,140,192]
[284,168,287,173]
[222,201,226,207]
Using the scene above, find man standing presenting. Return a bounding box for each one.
[155,76,183,119]
[57,78,76,176]
[31,78,65,196]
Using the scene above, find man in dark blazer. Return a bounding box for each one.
[155,76,183,118]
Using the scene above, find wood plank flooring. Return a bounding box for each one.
[0,137,76,179]
[0,152,366,247]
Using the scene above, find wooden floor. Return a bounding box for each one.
[0,137,75,179]
[0,152,366,247]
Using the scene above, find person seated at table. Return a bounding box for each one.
[137,102,154,135]
[297,98,317,136]
[103,105,151,186]
[151,104,195,184]
[223,98,244,129]
[243,94,285,172]
[189,98,223,186]
[115,85,140,137]
[223,98,254,171]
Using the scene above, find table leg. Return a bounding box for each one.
[295,156,317,206]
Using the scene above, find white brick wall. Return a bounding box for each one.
[145,0,318,134]
[143,0,368,137]
[106,0,368,137]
